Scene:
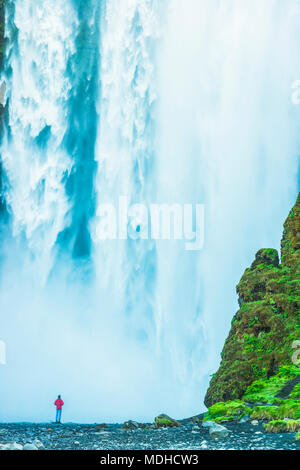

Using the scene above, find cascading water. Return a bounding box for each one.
[93,0,160,346]
[156,0,300,382]
[1,0,77,282]
[0,0,299,423]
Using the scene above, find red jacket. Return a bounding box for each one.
[54,399,64,410]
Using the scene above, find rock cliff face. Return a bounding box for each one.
[205,193,300,407]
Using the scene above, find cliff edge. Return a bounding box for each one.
[205,192,300,407]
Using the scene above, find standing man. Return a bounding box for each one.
[54,395,64,423]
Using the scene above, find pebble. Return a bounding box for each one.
[0,421,298,451]
[23,443,38,451]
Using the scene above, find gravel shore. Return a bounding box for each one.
[0,420,299,451]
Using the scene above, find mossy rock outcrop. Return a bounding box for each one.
[264,419,300,433]
[205,193,300,407]
[202,400,251,424]
[154,414,180,428]
[202,398,300,425]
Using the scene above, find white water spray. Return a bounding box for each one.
[156,0,300,380]
[93,0,160,343]
[1,0,77,281]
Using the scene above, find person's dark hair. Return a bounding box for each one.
[58,395,61,399]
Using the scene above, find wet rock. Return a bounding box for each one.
[94,424,108,430]
[23,443,38,451]
[251,248,279,269]
[0,442,23,450]
[155,414,180,428]
[33,439,45,450]
[208,423,230,439]
[0,81,6,106]
[191,425,200,433]
[122,420,139,430]
[239,415,250,423]
[202,421,215,428]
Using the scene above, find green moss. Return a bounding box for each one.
[264,419,300,433]
[289,384,300,399]
[248,316,260,327]
[243,365,300,403]
[203,401,251,423]
[250,400,300,420]
[250,406,279,420]
[274,400,300,419]
[296,431,300,441]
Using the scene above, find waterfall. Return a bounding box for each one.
[1,0,77,282]
[156,0,300,378]
[93,0,160,346]
[0,0,299,422]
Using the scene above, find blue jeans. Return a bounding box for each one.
[56,409,62,423]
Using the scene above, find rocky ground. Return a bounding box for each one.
[0,419,299,451]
